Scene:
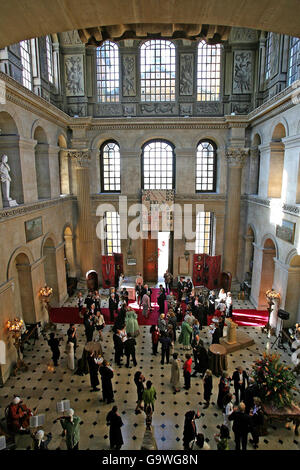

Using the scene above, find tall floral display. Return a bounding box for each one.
[252,352,296,408]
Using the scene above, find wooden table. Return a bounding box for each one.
[84,341,103,355]
[208,344,227,377]
[262,402,300,435]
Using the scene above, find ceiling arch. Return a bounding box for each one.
[0,0,299,49]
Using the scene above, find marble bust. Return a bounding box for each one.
[0,154,18,207]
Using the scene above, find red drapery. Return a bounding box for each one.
[101,255,115,288]
[192,253,221,289]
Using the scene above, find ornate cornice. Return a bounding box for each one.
[225,147,249,167]
[244,196,300,217]
[283,203,300,215]
[0,195,76,221]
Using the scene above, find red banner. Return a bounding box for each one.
[101,255,115,288]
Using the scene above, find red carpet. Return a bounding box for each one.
[207,309,268,327]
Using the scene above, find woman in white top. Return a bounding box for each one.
[225,292,233,318]
[222,393,234,431]
[217,288,226,304]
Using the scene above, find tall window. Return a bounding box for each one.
[288,37,300,86]
[140,40,176,102]
[142,140,175,189]
[20,40,32,90]
[96,41,120,102]
[196,140,217,192]
[195,212,213,254]
[197,40,221,101]
[104,212,121,255]
[265,32,273,80]
[46,35,54,83]
[100,141,121,192]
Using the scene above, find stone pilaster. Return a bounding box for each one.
[223,147,248,278]
[68,149,94,277]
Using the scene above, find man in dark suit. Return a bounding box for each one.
[244,378,259,414]
[113,331,124,366]
[85,291,94,311]
[228,402,252,450]
[124,333,137,367]
[232,366,249,405]
[177,277,184,302]
[109,293,119,322]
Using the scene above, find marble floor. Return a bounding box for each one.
[0,312,299,451]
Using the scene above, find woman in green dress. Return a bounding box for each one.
[125,308,140,337]
[178,320,193,350]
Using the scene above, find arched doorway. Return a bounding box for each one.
[268,123,286,198]
[42,237,59,305]
[11,253,35,324]
[34,126,50,200]
[86,270,98,291]
[285,255,300,326]
[0,111,24,204]
[258,238,276,308]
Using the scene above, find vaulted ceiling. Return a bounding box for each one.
[0,0,299,48]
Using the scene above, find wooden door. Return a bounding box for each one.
[143,234,158,282]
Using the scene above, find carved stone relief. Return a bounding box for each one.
[195,102,222,115]
[179,103,193,116]
[59,30,83,46]
[230,28,258,43]
[233,51,253,94]
[122,55,136,97]
[95,103,123,116]
[140,103,177,115]
[231,102,252,114]
[270,33,280,79]
[123,104,136,116]
[67,104,87,117]
[179,53,194,96]
[64,55,84,96]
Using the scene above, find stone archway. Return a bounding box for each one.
[258,238,276,308]
[284,255,300,326]
[267,123,286,199]
[11,252,36,324]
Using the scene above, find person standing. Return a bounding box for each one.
[124,333,137,368]
[226,292,233,318]
[109,292,119,322]
[134,371,145,415]
[142,381,157,412]
[32,429,52,450]
[214,425,230,451]
[60,409,81,450]
[183,354,193,390]
[106,406,124,450]
[164,270,173,294]
[141,291,151,319]
[203,370,213,408]
[84,309,95,343]
[191,341,208,378]
[159,331,172,365]
[217,372,231,409]
[157,285,166,314]
[228,402,252,451]
[99,360,114,404]
[182,410,200,450]
[67,324,77,356]
[249,397,264,449]
[223,393,234,434]
[87,351,100,392]
[168,310,177,342]
[94,310,105,341]
[77,292,84,318]
[125,308,140,337]
[170,353,181,392]
[244,378,259,414]
[47,333,61,366]
[113,330,124,366]
[179,320,193,350]
[66,340,75,370]
[150,325,160,355]
[208,290,216,316]
[232,366,249,405]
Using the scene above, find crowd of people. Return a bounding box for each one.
[4,271,268,451]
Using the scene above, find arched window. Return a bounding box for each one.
[197,40,221,101]
[20,40,32,90]
[140,40,176,102]
[142,140,175,189]
[46,35,54,83]
[96,41,120,102]
[100,141,121,192]
[104,211,121,255]
[265,32,273,80]
[288,37,300,86]
[195,212,213,255]
[196,140,217,192]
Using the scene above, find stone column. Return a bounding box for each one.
[69,150,94,277]
[223,147,248,279]
[64,232,77,278]
[248,147,259,194]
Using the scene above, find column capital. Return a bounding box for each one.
[225,147,249,167]
[67,149,91,168]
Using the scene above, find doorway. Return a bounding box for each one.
[158,232,170,282]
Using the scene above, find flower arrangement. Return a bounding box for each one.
[265,289,281,301]
[252,352,297,408]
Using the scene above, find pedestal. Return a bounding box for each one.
[3,198,18,207]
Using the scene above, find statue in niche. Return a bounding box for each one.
[0,154,18,207]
